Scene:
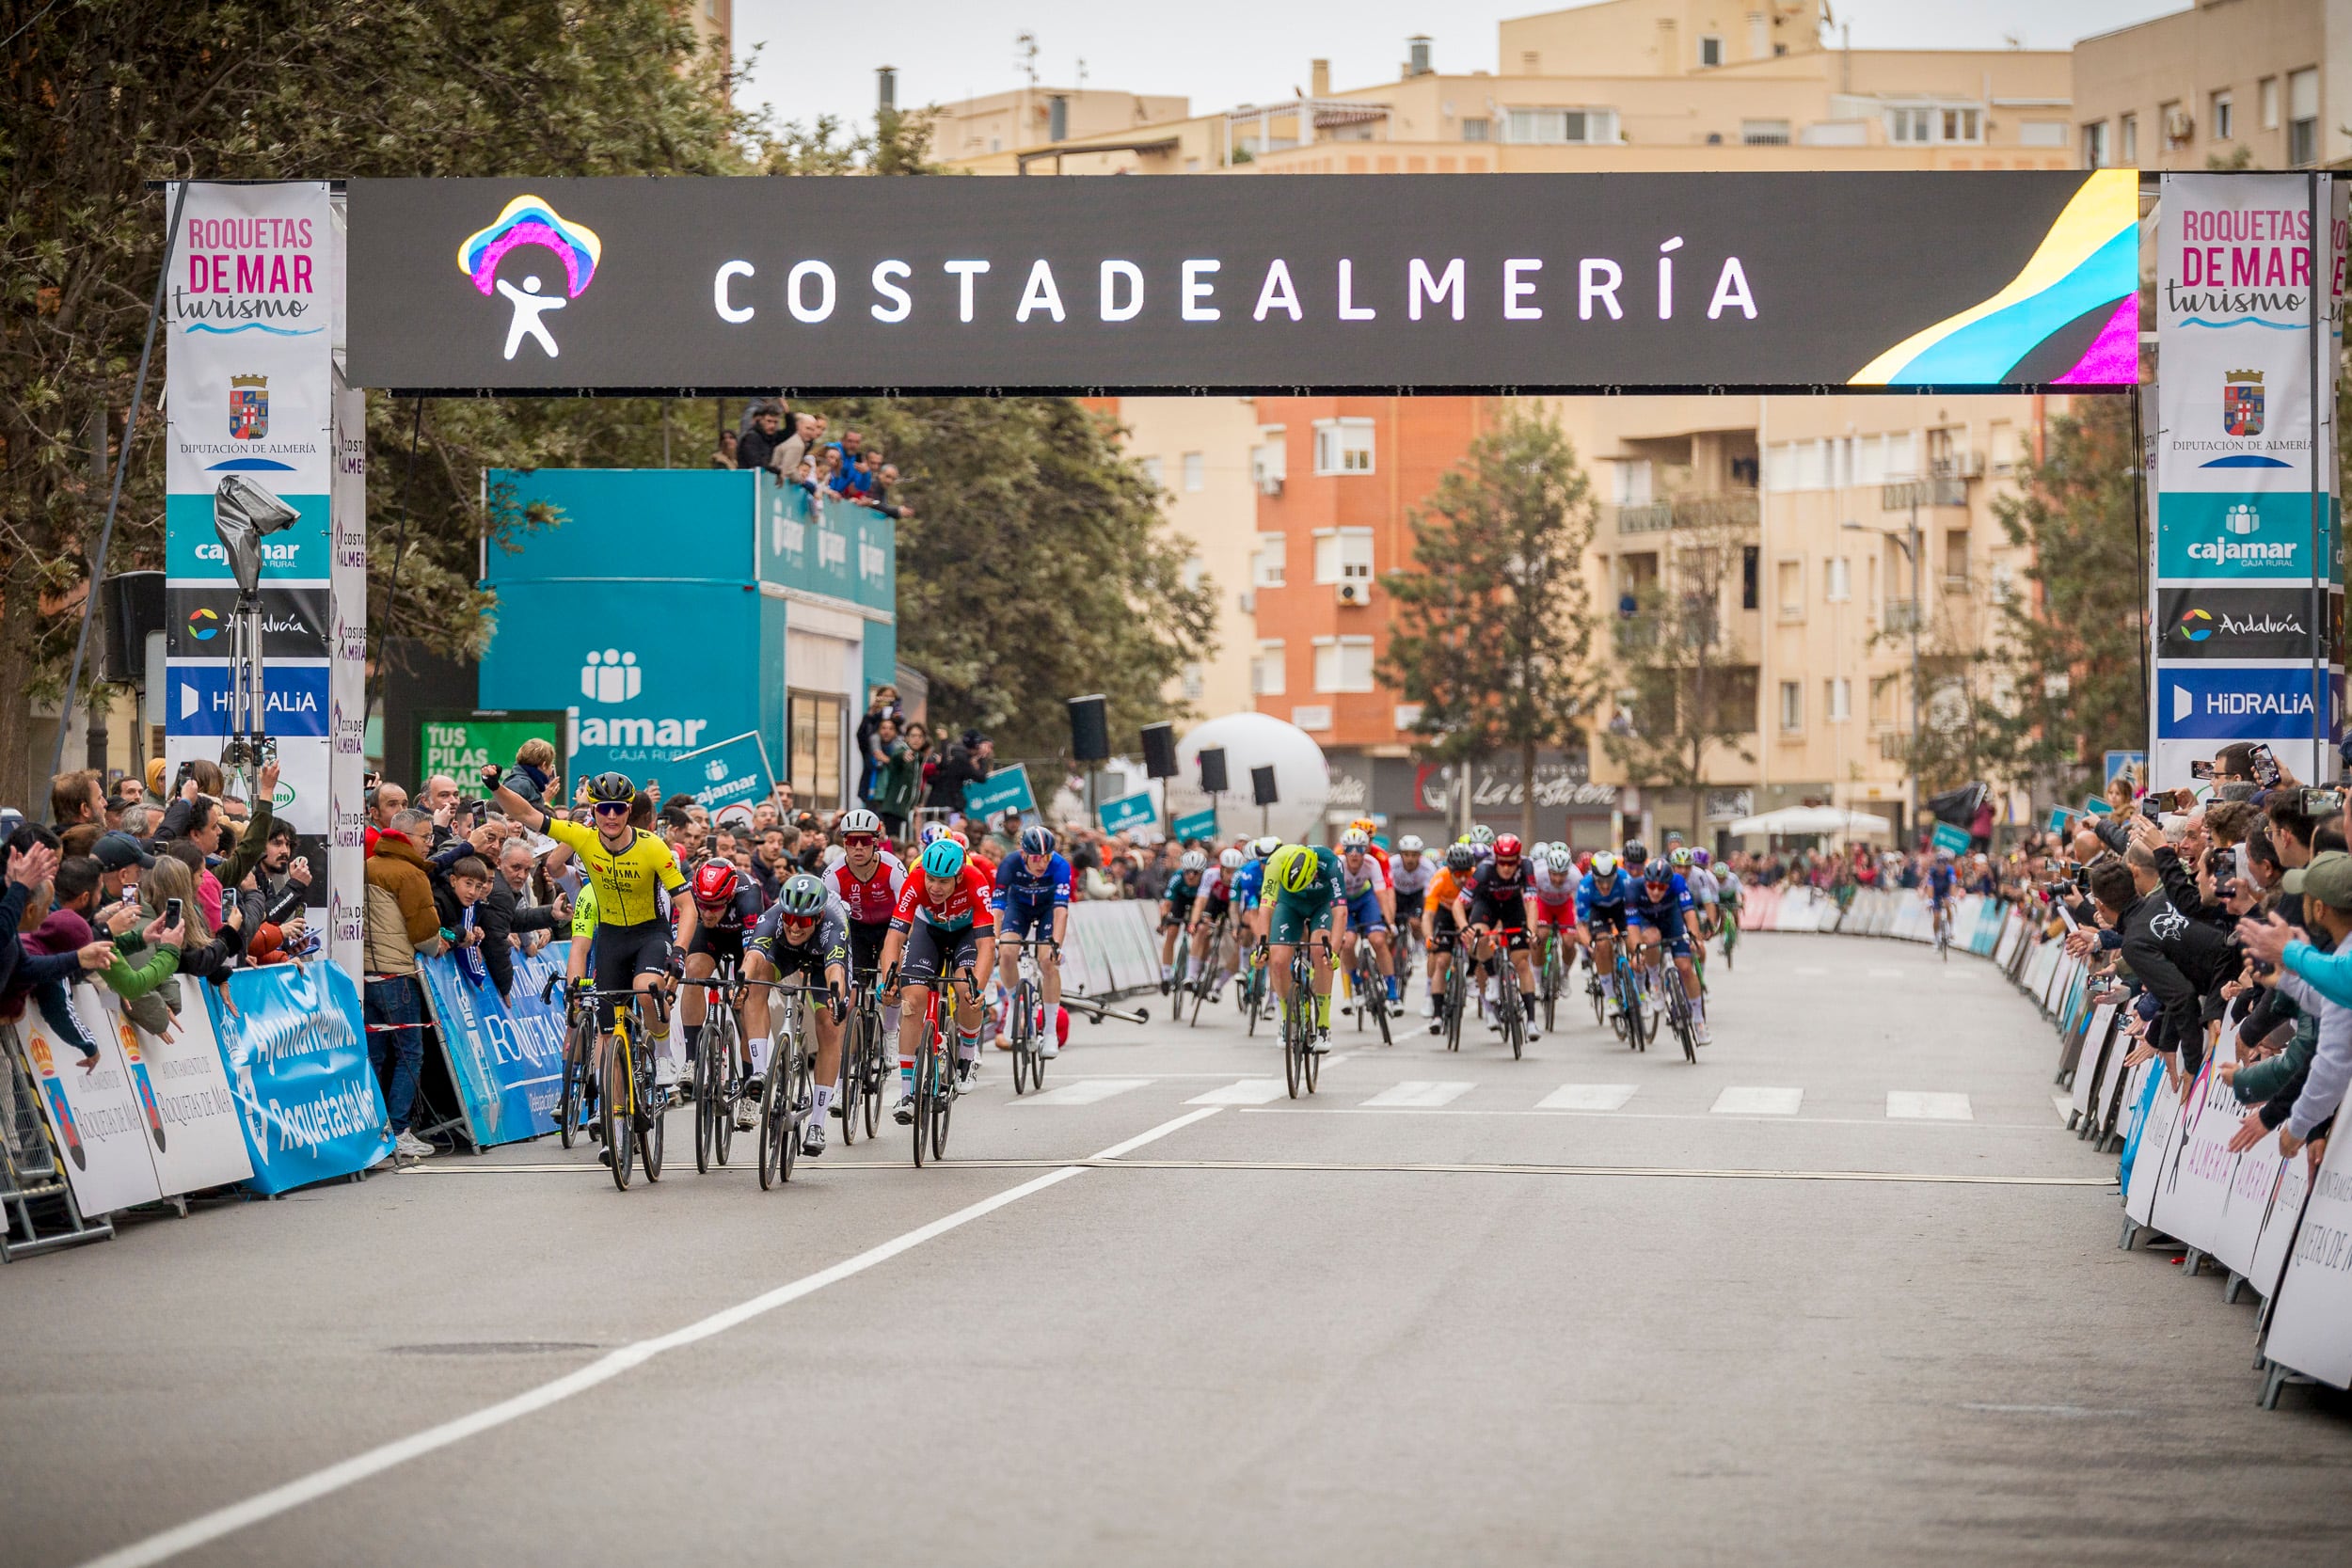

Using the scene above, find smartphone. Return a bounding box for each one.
[163,897,183,926]
[2189,759,2217,781]
[2139,797,2164,822]
[2305,787,2344,816]
[2252,744,2283,788]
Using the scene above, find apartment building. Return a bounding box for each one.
[928,86,1191,168]
[2074,0,2350,172]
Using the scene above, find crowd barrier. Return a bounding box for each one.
[1752,879,2352,1404]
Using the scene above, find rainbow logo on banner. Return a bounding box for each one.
[457,195,603,298]
[1850,169,2139,387]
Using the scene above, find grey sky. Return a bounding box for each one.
[733,0,2183,139]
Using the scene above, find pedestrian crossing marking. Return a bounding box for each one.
[1360,1081,1474,1109]
[1886,1091,1972,1120]
[1186,1078,1289,1105]
[1022,1078,1152,1106]
[1536,1084,1639,1112]
[1711,1085,1804,1116]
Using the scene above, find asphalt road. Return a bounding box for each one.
[8,933,2351,1568]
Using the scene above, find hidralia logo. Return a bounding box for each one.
[458,195,603,362]
[2161,665,2323,738]
[581,649,641,705]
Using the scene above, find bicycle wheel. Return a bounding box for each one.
[1010,984,1032,1096]
[837,1010,861,1148]
[757,1035,787,1190]
[1302,1006,1322,1094]
[1672,983,1698,1064]
[558,1032,583,1150]
[1443,963,1466,1053]
[778,1027,807,1184]
[1371,974,1393,1048]
[1722,924,1738,970]
[1245,963,1263,1037]
[930,1047,955,1158]
[913,1037,935,1166]
[715,1008,741,1168]
[601,1040,633,1192]
[636,1044,664,1182]
[1499,968,1524,1061]
[1282,990,1304,1099]
[692,1016,719,1174]
[863,1011,887,1139]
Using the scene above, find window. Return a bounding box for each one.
[1741,119,1791,146]
[1888,107,1931,144]
[1825,556,1851,602]
[1989,419,2018,475]
[1990,561,2014,606]
[2291,69,2318,165]
[1249,436,1285,490]
[1182,451,1205,492]
[2211,89,2233,142]
[1778,680,1803,733]
[1251,641,1285,696]
[2262,75,2280,129]
[2081,120,2109,168]
[1181,555,1208,593]
[1942,107,1980,142]
[1291,705,1332,733]
[1139,455,1164,489]
[1699,35,1723,68]
[2120,113,2137,163]
[1776,559,1804,621]
[1312,635,1376,693]
[1312,418,1375,475]
[1613,459,1654,506]
[1740,545,1759,610]
[2018,121,2066,148]
[1945,529,1970,583]
[1313,527,1375,583]
[1460,117,1490,141]
[1181,663,1204,702]
[1503,107,1618,144]
[787,689,848,813]
[1826,677,1851,723]
[2159,100,2186,148]
[1251,532,1286,588]
[1748,11,1769,58]
[1519,50,1539,74]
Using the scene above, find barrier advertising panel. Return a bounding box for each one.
[208,960,390,1194]
[416,943,572,1148]
[16,991,164,1216]
[93,983,253,1196]
[2264,1134,2352,1389]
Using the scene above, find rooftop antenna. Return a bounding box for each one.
[1077,55,1089,91]
[1015,30,1039,87]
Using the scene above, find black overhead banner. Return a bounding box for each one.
[344,171,2140,396]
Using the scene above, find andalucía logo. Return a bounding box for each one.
[230,373,267,439]
[458,195,602,362]
[186,606,220,641]
[2223,368,2265,437]
[2177,608,2213,641]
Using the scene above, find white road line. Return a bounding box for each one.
[1360,1081,1474,1109]
[1021,1077,1153,1106]
[1886,1090,1974,1121]
[72,1107,1220,1568]
[1794,966,1830,976]
[1186,1078,1289,1105]
[1536,1084,1638,1113]
[1867,967,1905,979]
[1711,1085,1804,1117]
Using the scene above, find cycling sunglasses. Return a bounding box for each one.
[780,913,818,931]
[842,833,879,847]
[592,800,631,817]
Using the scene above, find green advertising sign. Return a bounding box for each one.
[1930,820,1972,856]
[1098,792,1157,835]
[1170,807,1218,843]
[418,711,566,787]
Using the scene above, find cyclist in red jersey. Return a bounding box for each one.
[879,838,998,1114]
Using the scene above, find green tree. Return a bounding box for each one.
[1379,408,1600,841]
[798,397,1217,758]
[1982,397,2146,802]
[1596,503,1759,840]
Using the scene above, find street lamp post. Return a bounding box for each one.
[1845,502,1923,847]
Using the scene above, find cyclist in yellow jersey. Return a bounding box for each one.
[486,766,694,1055]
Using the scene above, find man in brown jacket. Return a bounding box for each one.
[364,806,446,1158]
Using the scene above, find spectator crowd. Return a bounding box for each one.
[717,398,914,521]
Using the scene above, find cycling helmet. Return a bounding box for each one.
[946,830,970,849]
[1340,827,1371,850]
[691,861,740,906]
[1219,847,1245,871]
[1178,850,1207,874]
[586,771,636,804]
[777,873,829,918]
[1396,834,1425,854]
[919,839,967,879]
[1663,830,1684,847]
[1493,832,1524,862]
[920,821,950,846]
[1019,825,1057,855]
[1691,847,1712,868]
[1546,847,1574,875]
[1576,851,1593,873]
[1249,834,1282,861]
[1669,846,1692,868]
[837,808,881,836]
[1443,844,1475,873]
[1643,857,1675,884]
[1469,825,1497,847]
[1272,846,1321,894]
[1591,850,1619,878]
[1622,839,1648,868]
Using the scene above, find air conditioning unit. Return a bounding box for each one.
[2164,109,2194,147]
[1257,474,1285,497]
[1237,589,1255,613]
[1336,579,1371,607]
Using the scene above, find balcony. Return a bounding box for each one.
[1608,490,1759,536]
[1877,731,1914,761]
[1880,477,1968,511]
[1883,599,1924,633]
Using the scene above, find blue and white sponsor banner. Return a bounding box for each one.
[962,765,1038,820]
[1170,807,1219,843]
[1097,791,1157,835]
[2153,172,2341,789]
[163,658,330,738]
[207,958,390,1194]
[415,942,572,1148]
[670,730,774,815]
[91,981,254,1197]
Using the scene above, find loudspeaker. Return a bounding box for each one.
[1140,721,1178,779]
[1198,746,1229,795]
[103,572,166,684]
[1251,765,1279,806]
[1067,694,1109,762]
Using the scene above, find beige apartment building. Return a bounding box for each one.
[933,0,2088,843]
[2074,0,2352,172]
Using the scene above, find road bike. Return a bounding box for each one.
[1164,919,1192,1003]
[1931,898,1953,963]
[1279,934,1327,1100]
[1185,914,1225,1027]
[1535,924,1567,1035]
[755,979,823,1190]
[849,960,890,1143]
[1344,934,1393,1048]
[1007,937,1054,1096]
[691,950,744,1174]
[1610,940,1648,1052]
[543,973,596,1150]
[1473,927,1527,1061]
[1239,938,1269,1037]
[1718,906,1740,971]
[1646,954,1699,1064]
[585,985,665,1193]
[1583,940,1609,1030]
[911,969,978,1166]
[1440,942,1469,1053]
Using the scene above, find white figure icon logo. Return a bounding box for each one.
[497,273,566,361]
[581,648,641,704]
[706,758,728,783]
[2225,503,2258,535]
